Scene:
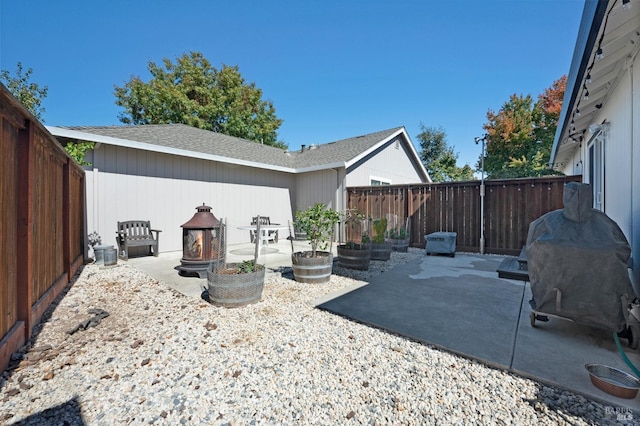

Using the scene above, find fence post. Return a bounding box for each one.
[63,160,71,281]
[16,119,35,341]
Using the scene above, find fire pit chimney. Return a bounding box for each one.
[178,203,225,278]
[182,203,219,229]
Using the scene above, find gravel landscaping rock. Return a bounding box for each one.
[0,249,632,425]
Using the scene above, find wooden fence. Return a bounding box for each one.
[1,84,85,373]
[346,175,581,256]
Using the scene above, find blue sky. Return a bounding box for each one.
[1,0,584,169]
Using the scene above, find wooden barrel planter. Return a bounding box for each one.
[337,245,370,270]
[370,242,392,261]
[292,251,333,284]
[207,263,265,307]
[386,238,410,252]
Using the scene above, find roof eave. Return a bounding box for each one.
[294,162,346,173]
[46,126,296,173]
[550,0,609,168]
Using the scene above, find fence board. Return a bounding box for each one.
[0,115,19,340]
[347,175,581,255]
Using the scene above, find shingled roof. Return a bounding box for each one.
[47,124,418,174]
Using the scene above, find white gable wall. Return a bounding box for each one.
[346,136,422,186]
[87,144,296,253]
[558,58,640,291]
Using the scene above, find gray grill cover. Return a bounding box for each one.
[525,182,634,332]
[425,232,457,255]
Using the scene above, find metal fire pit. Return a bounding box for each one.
[178,204,225,278]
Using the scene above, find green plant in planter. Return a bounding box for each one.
[294,203,341,258]
[341,208,370,249]
[385,222,410,253]
[369,217,392,261]
[338,208,371,270]
[207,220,266,307]
[344,230,368,250]
[372,218,388,243]
[88,231,102,249]
[387,226,407,240]
[291,203,340,284]
[237,260,260,274]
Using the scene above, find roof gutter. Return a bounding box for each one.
[550,0,609,167]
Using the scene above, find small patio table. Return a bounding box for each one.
[237,224,289,254]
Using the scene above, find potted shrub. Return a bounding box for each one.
[370,217,392,261]
[385,218,410,252]
[88,231,102,260]
[291,203,341,284]
[337,209,371,270]
[208,220,265,307]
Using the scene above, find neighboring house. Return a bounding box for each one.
[47,124,430,252]
[551,0,640,292]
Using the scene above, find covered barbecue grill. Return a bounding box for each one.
[525,182,636,338]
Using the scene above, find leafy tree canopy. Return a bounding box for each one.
[1,62,48,120]
[481,75,566,179]
[114,51,286,149]
[1,62,93,165]
[417,124,474,182]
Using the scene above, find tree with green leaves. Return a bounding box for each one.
[1,62,48,120]
[416,124,474,182]
[1,62,94,165]
[114,51,286,148]
[482,76,566,179]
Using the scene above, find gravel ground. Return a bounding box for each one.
[0,249,635,425]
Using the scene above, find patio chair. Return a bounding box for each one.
[250,216,278,243]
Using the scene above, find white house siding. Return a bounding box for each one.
[294,169,340,212]
[292,168,345,244]
[632,58,640,292]
[602,72,633,236]
[559,58,640,293]
[346,136,422,186]
[87,144,296,253]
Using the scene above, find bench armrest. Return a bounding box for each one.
[150,229,161,244]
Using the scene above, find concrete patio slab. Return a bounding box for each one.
[317,253,640,411]
[318,255,525,368]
